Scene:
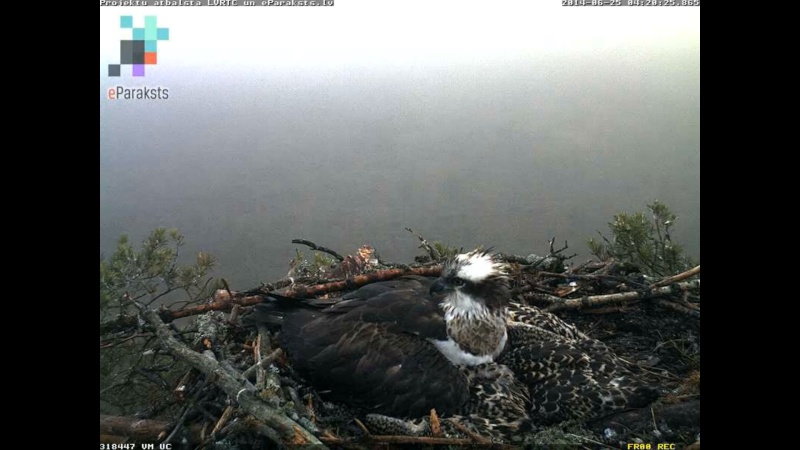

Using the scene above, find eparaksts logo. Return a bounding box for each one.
[106,16,171,100]
[108,86,169,100]
[108,15,169,77]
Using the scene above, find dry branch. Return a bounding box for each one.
[212,405,236,435]
[292,239,345,261]
[544,280,700,313]
[405,227,442,260]
[650,265,701,288]
[133,302,326,448]
[449,418,492,445]
[281,266,441,297]
[319,433,514,448]
[100,415,204,444]
[654,298,701,318]
[245,346,282,381]
[429,409,441,437]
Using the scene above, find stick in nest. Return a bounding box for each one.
[448,418,491,445]
[291,239,345,262]
[429,409,441,437]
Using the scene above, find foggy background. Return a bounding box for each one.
[100,2,700,288]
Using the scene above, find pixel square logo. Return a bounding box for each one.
[108,16,169,77]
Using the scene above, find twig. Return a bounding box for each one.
[221,278,234,302]
[448,418,491,444]
[567,259,598,274]
[253,331,263,388]
[654,298,701,318]
[495,253,533,265]
[243,348,283,380]
[305,395,316,424]
[429,409,441,437]
[544,280,700,313]
[292,239,345,262]
[212,405,236,435]
[320,434,478,446]
[353,418,371,436]
[100,333,152,348]
[650,265,701,288]
[133,302,326,448]
[228,304,241,325]
[564,433,618,449]
[100,415,205,444]
[405,227,441,260]
[285,386,307,418]
[581,304,639,314]
[281,266,441,298]
[651,407,658,432]
[549,237,565,255]
[163,403,193,445]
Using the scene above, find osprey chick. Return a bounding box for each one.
[500,302,660,423]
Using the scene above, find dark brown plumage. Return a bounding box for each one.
[278,275,470,417]
[248,250,513,419]
[246,250,657,440]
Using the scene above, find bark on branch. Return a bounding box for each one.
[544,280,700,313]
[651,265,701,288]
[133,302,326,448]
[281,266,441,297]
[291,239,345,262]
[99,415,205,444]
[319,433,516,448]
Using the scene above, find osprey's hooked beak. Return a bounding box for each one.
[429,278,450,296]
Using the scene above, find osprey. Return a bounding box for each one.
[247,249,657,434]
[501,303,659,423]
[249,249,511,418]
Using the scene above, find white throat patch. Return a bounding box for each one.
[441,291,489,322]
[429,338,494,366]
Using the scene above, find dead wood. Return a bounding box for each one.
[292,239,345,261]
[544,280,700,313]
[405,227,445,260]
[654,298,701,318]
[102,241,700,447]
[100,415,204,444]
[449,418,492,445]
[591,399,701,434]
[319,433,516,448]
[651,265,701,288]
[133,302,326,448]
[281,266,441,297]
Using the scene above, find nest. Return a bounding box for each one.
[100,240,700,449]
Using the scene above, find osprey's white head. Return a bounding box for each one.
[429,249,510,318]
[429,249,511,365]
[450,250,508,283]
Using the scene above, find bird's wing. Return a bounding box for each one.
[280,312,468,417]
[244,276,445,339]
[322,275,447,340]
[275,276,462,417]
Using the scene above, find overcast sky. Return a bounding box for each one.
[100,2,699,73]
[100,2,700,285]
